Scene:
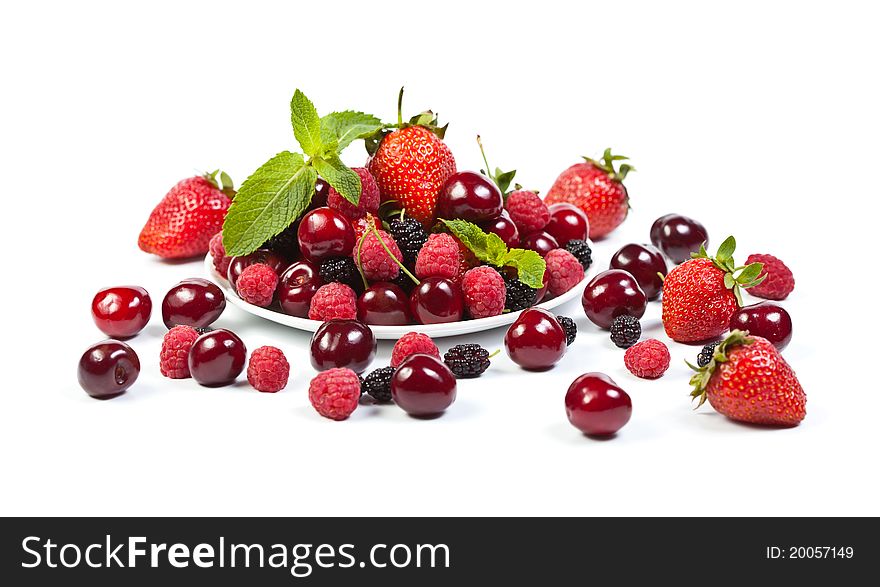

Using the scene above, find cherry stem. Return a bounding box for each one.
[477,135,492,176]
[354,230,370,290]
[368,221,420,285]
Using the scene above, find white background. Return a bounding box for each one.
[1,1,877,516]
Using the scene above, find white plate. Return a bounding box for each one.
[205,255,589,339]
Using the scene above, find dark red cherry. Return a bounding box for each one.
[545,203,589,246]
[277,261,323,318]
[520,231,559,257]
[297,207,356,264]
[479,212,520,248]
[410,278,464,324]
[227,249,288,286]
[391,354,457,416]
[309,319,377,373]
[650,213,709,264]
[504,308,567,370]
[581,269,647,329]
[609,243,667,299]
[307,177,330,211]
[730,302,793,350]
[162,278,226,329]
[565,372,632,436]
[357,282,412,325]
[188,329,246,387]
[91,286,152,338]
[436,171,504,222]
[77,340,140,399]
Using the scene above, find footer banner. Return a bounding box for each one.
[1,517,875,583]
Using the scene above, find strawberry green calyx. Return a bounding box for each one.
[204,170,235,198]
[477,135,520,198]
[691,236,766,306]
[584,148,635,182]
[687,329,755,407]
[365,87,448,155]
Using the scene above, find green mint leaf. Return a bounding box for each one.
[312,155,361,205]
[440,219,538,282]
[441,219,493,261]
[715,236,736,263]
[320,111,383,152]
[290,90,323,157]
[484,232,509,266]
[502,249,546,289]
[222,151,317,256]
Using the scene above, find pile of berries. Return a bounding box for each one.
[83,89,805,442]
[207,127,603,327]
[212,188,592,326]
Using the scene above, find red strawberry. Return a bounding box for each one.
[689,330,806,426]
[367,94,456,227]
[545,149,632,239]
[138,171,234,259]
[661,237,764,342]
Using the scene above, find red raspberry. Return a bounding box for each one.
[353,213,381,243]
[358,229,403,281]
[327,168,380,220]
[308,367,361,420]
[391,332,440,367]
[247,346,290,393]
[159,325,199,379]
[209,232,232,278]
[544,249,585,296]
[461,266,506,318]
[236,263,279,307]
[308,282,357,321]
[746,253,795,300]
[415,233,461,280]
[506,190,549,234]
[624,339,671,379]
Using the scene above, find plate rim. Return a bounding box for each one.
[205,254,588,339]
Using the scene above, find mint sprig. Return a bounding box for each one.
[223,90,383,256]
[321,111,383,152]
[441,219,546,289]
[222,152,315,256]
[290,90,323,157]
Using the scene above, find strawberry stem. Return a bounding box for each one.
[397,87,404,127]
[368,221,420,285]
